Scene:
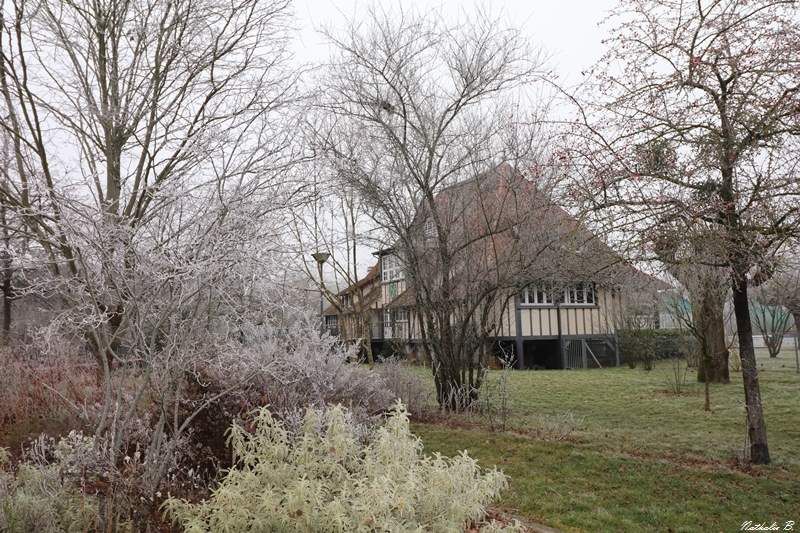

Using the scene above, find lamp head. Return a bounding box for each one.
[312,251,330,265]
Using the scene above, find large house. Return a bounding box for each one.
[324,164,653,369]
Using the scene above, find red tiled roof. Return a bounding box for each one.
[410,162,637,288]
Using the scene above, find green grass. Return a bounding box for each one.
[411,349,800,531]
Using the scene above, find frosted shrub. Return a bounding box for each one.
[0,445,98,533]
[197,319,396,442]
[0,348,100,441]
[165,402,518,532]
[375,358,433,418]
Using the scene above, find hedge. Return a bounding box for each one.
[617,328,696,367]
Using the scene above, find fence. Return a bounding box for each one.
[563,338,618,369]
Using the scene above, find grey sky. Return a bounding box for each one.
[292,0,618,87]
[291,0,620,278]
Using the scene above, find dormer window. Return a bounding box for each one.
[424,218,436,238]
[520,282,596,306]
[563,282,596,305]
[520,284,554,305]
[382,254,404,282]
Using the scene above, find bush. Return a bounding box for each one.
[375,358,433,418]
[201,323,396,426]
[0,348,101,452]
[164,402,517,532]
[527,412,585,441]
[2,321,402,531]
[0,442,100,533]
[617,329,695,369]
[185,325,398,471]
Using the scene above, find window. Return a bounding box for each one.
[394,309,409,339]
[325,315,338,335]
[520,283,596,306]
[424,218,436,239]
[382,308,409,339]
[383,308,393,338]
[562,283,596,306]
[520,284,554,305]
[565,285,583,304]
[382,254,404,282]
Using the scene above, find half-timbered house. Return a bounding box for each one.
[325,164,656,369]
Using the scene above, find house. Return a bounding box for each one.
[325,163,654,369]
[322,263,385,355]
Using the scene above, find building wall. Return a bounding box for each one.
[384,287,619,343]
[338,309,383,341]
[377,251,620,342]
[381,279,406,305]
[494,287,618,338]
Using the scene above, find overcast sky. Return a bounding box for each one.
[292,0,618,87]
[291,0,620,278]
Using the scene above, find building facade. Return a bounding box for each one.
[323,163,651,369]
[326,247,627,369]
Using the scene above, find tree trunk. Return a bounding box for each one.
[792,310,800,374]
[0,196,12,344]
[2,283,11,342]
[433,356,467,411]
[766,338,781,358]
[695,293,730,383]
[1,250,12,344]
[363,314,374,367]
[731,277,770,464]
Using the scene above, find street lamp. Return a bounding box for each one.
[312,251,330,331]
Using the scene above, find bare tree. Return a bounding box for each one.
[659,263,731,411]
[291,172,381,365]
[568,0,800,464]
[753,252,800,362]
[312,7,618,409]
[0,0,301,370]
[0,0,309,523]
[750,294,792,358]
[652,222,731,384]
[0,122,20,342]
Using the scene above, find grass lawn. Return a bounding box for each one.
[411,349,800,532]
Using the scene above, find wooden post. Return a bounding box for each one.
[581,339,587,369]
[556,302,565,369]
[514,293,524,369]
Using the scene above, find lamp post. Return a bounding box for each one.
[312,251,330,332]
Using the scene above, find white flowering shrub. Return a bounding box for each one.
[165,402,518,532]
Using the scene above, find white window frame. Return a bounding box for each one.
[424,218,436,239]
[520,283,597,307]
[394,309,409,339]
[382,254,404,282]
[520,285,555,307]
[562,282,596,306]
[383,308,393,338]
[520,284,554,306]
